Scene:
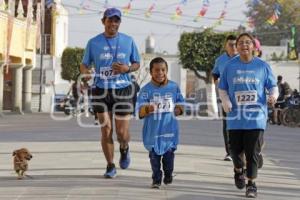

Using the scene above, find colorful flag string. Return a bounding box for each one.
[171,0,188,20]
[123,0,133,15]
[78,0,91,14]
[247,17,255,29]
[194,0,210,22]
[266,3,281,25]
[212,0,229,28]
[145,2,156,18]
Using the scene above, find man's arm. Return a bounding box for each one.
[212,74,219,83]
[128,62,140,73]
[80,64,92,81]
[112,62,140,74]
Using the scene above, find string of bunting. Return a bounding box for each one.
[64,0,287,29]
[193,0,210,22]
[171,0,188,20]
[211,0,229,28]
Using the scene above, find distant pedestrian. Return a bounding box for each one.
[272,75,292,124]
[131,74,140,111]
[254,36,262,57]
[137,57,184,189]
[212,34,238,161]
[80,7,140,178]
[218,33,278,198]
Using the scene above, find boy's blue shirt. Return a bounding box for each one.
[218,56,277,130]
[82,32,140,89]
[212,53,237,79]
[137,80,184,155]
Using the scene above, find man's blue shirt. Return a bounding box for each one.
[212,53,236,79]
[82,33,140,89]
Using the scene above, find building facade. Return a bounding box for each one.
[31,0,69,112]
[0,0,68,115]
[0,0,37,115]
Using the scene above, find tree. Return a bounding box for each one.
[246,0,300,46]
[61,47,84,82]
[178,29,233,116]
[178,28,229,83]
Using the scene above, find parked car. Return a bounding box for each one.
[53,94,66,112]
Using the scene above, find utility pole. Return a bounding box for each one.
[38,0,45,112]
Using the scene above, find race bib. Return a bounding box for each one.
[99,67,120,79]
[235,90,257,105]
[151,97,174,113]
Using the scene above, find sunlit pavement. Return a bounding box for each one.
[0,113,299,199]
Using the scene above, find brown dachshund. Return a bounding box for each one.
[12,148,33,179]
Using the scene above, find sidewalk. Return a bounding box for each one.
[0,141,299,200]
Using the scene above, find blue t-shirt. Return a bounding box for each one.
[212,53,237,79]
[137,80,184,155]
[218,56,277,130]
[82,33,140,89]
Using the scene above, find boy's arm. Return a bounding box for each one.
[139,104,155,119]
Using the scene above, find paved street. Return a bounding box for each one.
[0,113,299,199]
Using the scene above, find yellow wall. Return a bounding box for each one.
[0,11,37,65]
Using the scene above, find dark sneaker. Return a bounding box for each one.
[224,154,232,161]
[258,154,263,169]
[234,169,246,189]
[163,175,173,185]
[119,146,130,169]
[104,164,117,178]
[151,181,161,189]
[246,182,257,198]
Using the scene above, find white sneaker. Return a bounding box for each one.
[224,154,232,161]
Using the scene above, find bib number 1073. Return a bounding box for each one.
[99,67,119,79]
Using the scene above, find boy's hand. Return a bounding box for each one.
[148,104,156,113]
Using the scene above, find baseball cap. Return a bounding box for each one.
[103,8,122,19]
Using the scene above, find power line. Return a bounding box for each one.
[61,2,247,29]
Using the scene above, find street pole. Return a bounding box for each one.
[298,53,300,92]
[38,0,44,112]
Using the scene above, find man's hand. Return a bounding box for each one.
[80,64,92,81]
[112,62,129,74]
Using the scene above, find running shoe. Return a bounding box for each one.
[246,182,257,198]
[104,163,117,178]
[151,181,161,189]
[119,146,130,169]
[234,168,246,189]
[224,154,232,161]
[163,175,173,185]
